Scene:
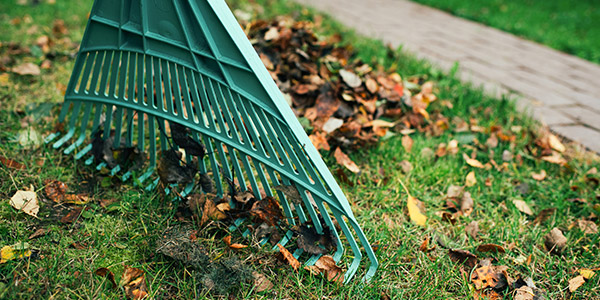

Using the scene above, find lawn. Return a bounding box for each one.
[1,0,599,299]
[411,0,600,64]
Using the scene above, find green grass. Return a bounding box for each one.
[410,0,600,64]
[1,0,600,299]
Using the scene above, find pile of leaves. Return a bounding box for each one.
[245,17,445,154]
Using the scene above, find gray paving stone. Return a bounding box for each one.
[293,0,600,152]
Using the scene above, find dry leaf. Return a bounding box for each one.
[121,266,148,299]
[339,69,362,88]
[10,190,39,217]
[576,219,598,234]
[544,228,567,253]
[0,156,25,170]
[447,140,459,155]
[486,133,498,148]
[579,269,595,279]
[252,271,273,292]
[365,78,378,93]
[541,153,567,165]
[548,134,565,153]
[334,148,360,173]
[533,208,556,225]
[568,275,585,292]
[512,199,533,215]
[471,265,507,290]
[448,249,477,269]
[406,195,427,226]
[402,135,413,153]
[399,160,412,173]
[11,62,40,75]
[95,267,117,289]
[0,242,32,263]
[476,243,506,253]
[322,117,344,134]
[514,286,534,300]
[465,221,479,239]
[531,170,546,181]
[309,131,331,151]
[264,27,279,41]
[223,235,248,249]
[314,255,344,283]
[277,244,300,271]
[465,171,477,187]
[60,207,82,224]
[460,192,474,216]
[250,196,284,226]
[463,153,484,168]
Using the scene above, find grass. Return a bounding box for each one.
[1,0,599,299]
[410,0,600,64]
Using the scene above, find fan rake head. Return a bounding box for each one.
[46,0,378,283]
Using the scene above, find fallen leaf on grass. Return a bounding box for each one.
[10,189,39,217]
[121,266,148,299]
[531,170,546,181]
[334,148,359,173]
[476,243,505,253]
[465,221,479,239]
[514,286,534,300]
[402,135,413,152]
[541,153,567,166]
[28,228,47,239]
[277,244,300,271]
[544,228,567,253]
[60,207,83,224]
[579,269,595,279]
[223,235,248,249]
[44,180,90,204]
[296,225,336,255]
[305,255,344,283]
[463,153,484,168]
[465,171,476,187]
[1,242,32,263]
[448,249,477,269]
[252,271,273,292]
[399,160,412,173]
[471,264,508,291]
[460,192,474,216]
[95,267,117,289]
[398,179,426,226]
[0,156,25,170]
[11,62,40,75]
[250,196,284,226]
[533,208,556,225]
[576,219,598,234]
[512,200,533,215]
[547,134,566,153]
[486,133,498,148]
[568,275,585,293]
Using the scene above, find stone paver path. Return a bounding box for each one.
[294,0,600,153]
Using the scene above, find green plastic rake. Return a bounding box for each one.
[46,0,377,282]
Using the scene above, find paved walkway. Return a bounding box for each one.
[294,0,600,153]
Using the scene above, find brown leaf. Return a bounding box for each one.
[223,235,248,249]
[476,243,505,253]
[365,77,378,93]
[486,133,498,148]
[514,286,534,300]
[309,255,344,283]
[252,271,273,293]
[296,225,336,255]
[531,170,546,181]
[541,153,567,165]
[122,268,148,299]
[309,131,330,151]
[95,267,117,289]
[568,275,585,293]
[533,208,556,225]
[277,244,300,271]
[402,135,413,152]
[448,249,477,269]
[577,219,598,234]
[0,156,25,170]
[11,62,40,75]
[274,184,302,204]
[512,199,533,215]
[45,179,68,203]
[399,160,412,173]
[465,221,479,239]
[28,228,47,240]
[334,148,360,173]
[544,228,567,253]
[463,153,484,168]
[60,207,83,224]
[250,196,284,226]
[548,134,566,153]
[460,192,474,216]
[471,265,507,290]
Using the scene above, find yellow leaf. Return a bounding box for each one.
[465,171,477,187]
[548,134,565,153]
[398,179,427,226]
[1,243,32,263]
[541,153,567,165]
[462,153,484,168]
[579,269,595,279]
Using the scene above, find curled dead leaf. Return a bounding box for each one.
[512,199,533,215]
[95,267,117,289]
[277,244,300,271]
[531,170,546,181]
[463,153,484,168]
[544,227,567,253]
[334,148,360,173]
[223,235,248,249]
[476,243,505,253]
[448,249,477,269]
[121,266,148,299]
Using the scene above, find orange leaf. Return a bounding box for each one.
[463,153,484,168]
[277,244,300,271]
[0,156,25,170]
[223,235,248,249]
[334,148,360,173]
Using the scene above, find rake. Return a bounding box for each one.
[46,0,378,282]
